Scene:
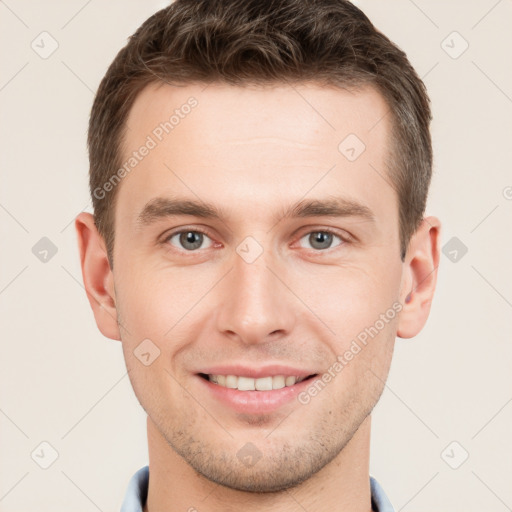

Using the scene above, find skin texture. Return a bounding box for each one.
[76,82,440,512]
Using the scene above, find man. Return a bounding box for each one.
[75,0,440,510]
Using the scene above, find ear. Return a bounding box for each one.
[75,212,121,341]
[397,216,441,339]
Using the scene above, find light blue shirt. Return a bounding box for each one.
[120,465,395,512]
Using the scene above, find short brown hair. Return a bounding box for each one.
[88,0,432,267]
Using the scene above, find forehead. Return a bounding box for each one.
[117,81,394,228]
[124,80,389,149]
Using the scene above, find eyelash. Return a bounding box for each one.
[162,226,351,254]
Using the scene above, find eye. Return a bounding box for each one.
[165,229,214,251]
[298,230,345,251]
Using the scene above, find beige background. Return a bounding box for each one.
[1,0,511,510]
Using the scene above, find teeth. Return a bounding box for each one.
[255,376,273,391]
[285,376,296,386]
[238,376,255,390]
[207,374,308,390]
[226,375,237,388]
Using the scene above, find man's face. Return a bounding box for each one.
[112,82,404,491]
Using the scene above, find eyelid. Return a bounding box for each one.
[162,225,212,241]
[294,226,354,244]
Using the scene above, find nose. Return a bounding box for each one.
[215,244,296,346]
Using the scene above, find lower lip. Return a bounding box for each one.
[197,375,317,414]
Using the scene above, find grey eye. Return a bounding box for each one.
[168,231,212,251]
[299,231,343,251]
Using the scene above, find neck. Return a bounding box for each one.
[143,414,374,512]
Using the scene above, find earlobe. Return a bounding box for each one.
[75,212,121,341]
[397,216,441,339]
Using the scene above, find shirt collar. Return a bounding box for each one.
[120,465,395,512]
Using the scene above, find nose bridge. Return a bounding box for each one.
[216,238,294,344]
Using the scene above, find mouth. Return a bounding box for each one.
[195,366,321,414]
[198,372,318,390]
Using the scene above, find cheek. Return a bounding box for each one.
[117,303,188,418]
[288,258,401,342]
[114,264,218,386]
[115,262,211,339]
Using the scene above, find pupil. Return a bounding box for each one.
[311,232,331,249]
[181,231,202,250]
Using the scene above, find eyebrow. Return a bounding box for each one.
[136,195,375,228]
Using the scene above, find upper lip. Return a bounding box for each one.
[197,364,318,379]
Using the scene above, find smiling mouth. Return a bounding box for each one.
[198,373,318,391]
